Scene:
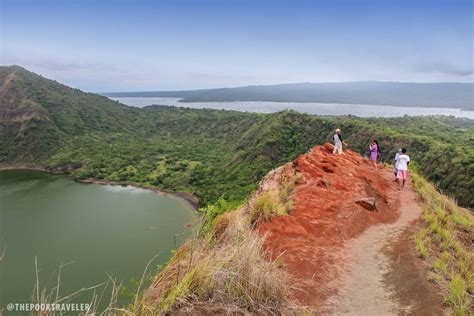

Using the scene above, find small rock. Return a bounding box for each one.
[316,178,329,188]
[355,197,377,211]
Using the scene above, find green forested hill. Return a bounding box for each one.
[0,65,141,162]
[1,66,473,207]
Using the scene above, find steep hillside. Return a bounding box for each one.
[134,144,472,314]
[0,66,61,162]
[0,65,137,162]
[1,66,472,207]
[104,81,474,110]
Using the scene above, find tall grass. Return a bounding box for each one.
[412,172,473,315]
[129,210,296,314]
[26,257,123,316]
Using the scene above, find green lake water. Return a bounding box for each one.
[0,170,196,310]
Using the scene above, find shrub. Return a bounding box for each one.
[251,191,280,222]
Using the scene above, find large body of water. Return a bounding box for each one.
[0,170,196,309]
[110,97,474,119]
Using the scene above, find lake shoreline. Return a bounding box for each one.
[0,165,64,173]
[1,164,197,308]
[0,165,200,210]
[78,178,200,210]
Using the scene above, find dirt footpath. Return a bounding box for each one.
[257,145,446,315]
[319,179,446,315]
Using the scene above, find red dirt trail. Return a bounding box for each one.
[257,144,445,314]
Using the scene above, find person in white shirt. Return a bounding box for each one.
[395,148,410,190]
[333,128,347,154]
[393,148,402,181]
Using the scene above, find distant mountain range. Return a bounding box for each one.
[103,82,474,110]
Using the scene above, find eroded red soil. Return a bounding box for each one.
[258,144,402,307]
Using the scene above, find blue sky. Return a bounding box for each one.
[1,0,472,92]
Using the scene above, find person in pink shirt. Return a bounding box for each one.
[369,140,379,169]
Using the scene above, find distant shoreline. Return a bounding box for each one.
[108,96,471,110]
[108,97,474,119]
[101,81,474,111]
[0,166,200,210]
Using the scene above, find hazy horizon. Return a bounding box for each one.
[5,64,474,94]
[1,0,472,92]
[100,80,474,94]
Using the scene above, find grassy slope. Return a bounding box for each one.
[412,172,473,314]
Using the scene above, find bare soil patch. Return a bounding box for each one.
[257,144,444,314]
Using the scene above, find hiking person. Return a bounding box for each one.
[333,128,347,154]
[393,148,402,181]
[395,148,410,190]
[369,140,379,169]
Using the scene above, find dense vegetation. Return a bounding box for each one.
[1,66,473,208]
[43,111,474,208]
